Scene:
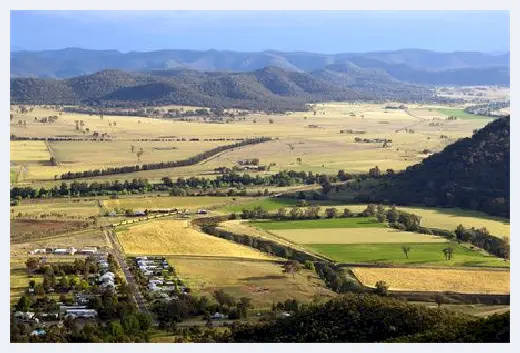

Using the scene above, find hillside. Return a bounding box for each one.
[10,67,425,111]
[356,117,510,218]
[11,48,509,86]
[216,294,509,343]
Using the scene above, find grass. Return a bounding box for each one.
[319,204,510,238]
[251,217,385,230]
[305,243,510,268]
[11,103,490,185]
[10,141,51,164]
[435,108,492,120]
[166,257,336,308]
[221,197,343,213]
[409,302,510,318]
[353,267,510,294]
[103,195,243,211]
[271,227,449,244]
[116,219,271,259]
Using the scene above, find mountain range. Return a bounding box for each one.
[11,48,510,86]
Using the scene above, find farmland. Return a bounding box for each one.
[306,243,509,267]
[251,217,385,230]
[167,257,336,307]
[103,195,244,211]
[116,218,271,259]
[10,102,490,185]
[271,228,448,244]
[352,267,510,294]
[435,108,491,120]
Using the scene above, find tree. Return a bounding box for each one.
[289,207,302,219]
[15,296,31,312]
[362,204,377,217]
[59,277,68,290]
[213,289,235,308]
[443,247,454,260]
[402,246,411,259]
[28,279,36,288]
[386,206,399,224]
[269,119,274,124]
[303,261,315,271]
[435,294,444,309]
[325,208,338,219]
[130,145,135,153]
[25,258,39,271]
[282,260,301,278]
[368,166,381,178]
[136,148,144,162]
[374,280,389,296]
[343,208,353,217]
[277,207,287,219]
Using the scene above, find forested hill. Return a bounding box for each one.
[217,294,509,343]
[369,116,510,218]
[10,67,431,111]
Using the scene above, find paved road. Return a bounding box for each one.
[104,229,148,313]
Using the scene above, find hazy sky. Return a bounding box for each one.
[10,10,510,53]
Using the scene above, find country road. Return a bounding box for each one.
[104,229,148,313]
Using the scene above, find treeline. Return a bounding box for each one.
[10,168,335,200]
[60,137,271,180]
[197,218,361,294]
[10,135,257,142]
[215,294,509,343]
[455,225,509,259]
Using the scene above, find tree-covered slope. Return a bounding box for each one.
[364,117,510,218]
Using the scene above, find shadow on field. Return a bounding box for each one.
[240,275,286,281]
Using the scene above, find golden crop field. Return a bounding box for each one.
[324,204,510,238]
[10,140,51,164]
[103,195,247,210]
[352,267,510,294]
[271,227,448,244]
[116,219,271,259]
[167,257,336,307]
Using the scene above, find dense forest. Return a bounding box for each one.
[352,117,510,218]
[215,294,509,343]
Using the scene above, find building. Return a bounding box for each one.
[64,309,98,319]
[28,248,47,255]
[53,248,68,255]
[30,329,46,337]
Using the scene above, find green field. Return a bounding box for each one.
[436,108,492,120]
[221,198,343,213]
[306,243,509,267]
[251,217,384,230]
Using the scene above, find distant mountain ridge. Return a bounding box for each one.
[10,48,510,86]
[10,67,376,111]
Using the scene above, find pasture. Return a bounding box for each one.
[306,243,510,267]
[10,102,490,185]
[116,219,271,259]
[166,257,336,308]
[251,217,384,230]
[435,108,491,120]
[315,204,510,238]
[352,267,510,294]
[271,228,448,244]
[103,195,244,211]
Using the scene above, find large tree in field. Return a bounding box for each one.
[282,260,301,278]
[402,246,411,259]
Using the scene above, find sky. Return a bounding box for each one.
[10,10,510,54]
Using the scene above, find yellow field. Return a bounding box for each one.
[11,103,490,184]
[116,219,271,259]
[10,228,112,256]
[352,267,510,294]
[271,228,448,244]
[103,196,247,211]
[10,140,51,164]
[325,204,510,238]
[13,198,101,219]
[167,257,336,307]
